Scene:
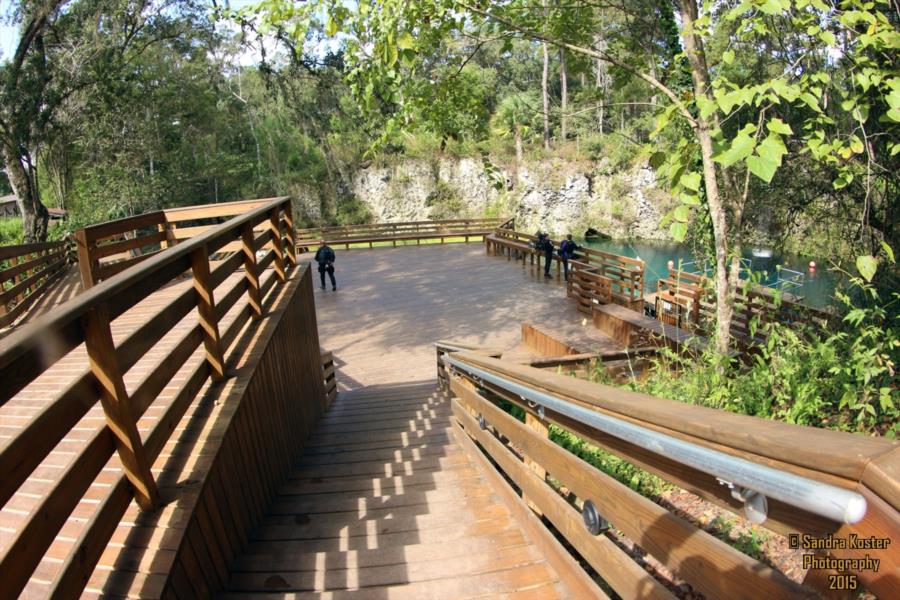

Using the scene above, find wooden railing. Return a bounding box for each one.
[74,197,293,288]
[297,216,513,250]
[0,197,297,597]
[486,228,645,310]
[657,269,835,343]
[655,269,707,330]
[441,350,900,599]
[321,350,337,405]
[0,239,71,328]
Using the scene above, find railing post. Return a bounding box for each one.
[191,245,226,380]
[523,410,548,515]
[283,201,297,268]
[269,208,286,283]
[241,223,264,319]
[74,229,98,290]
[83,305,160,510]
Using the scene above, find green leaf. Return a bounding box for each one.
[856,255,878,282]
[670,221,688,242]
[746,155,778,183]
[800,92,822,112]
[696,95,717,119]
[649,152,666,169]
[881,241,895,264]
[819,30,836,46]
[680,172,702,191]
[766,118,793,135]
[397,32,415,50]
[673,205,691,222]
[325,17,338,37]
[756,133,787,164]
[722,49,735,65]
[714,131,755,167]
[679,192,701,206]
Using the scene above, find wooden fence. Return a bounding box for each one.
[657,269,835,343]
[297,216,513,250]
[0,240,71,328]
[74,197,292,289]
[0,196,313,597]
[442,349,900,599]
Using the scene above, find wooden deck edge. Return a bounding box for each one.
[451,415,604,599]
[521,322,590,356]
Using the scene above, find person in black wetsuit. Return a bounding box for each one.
[559,234,579,281]
[315,243,337,290]
[539,234,555,278]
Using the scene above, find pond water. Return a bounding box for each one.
[579,238,841,309]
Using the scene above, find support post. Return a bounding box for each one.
[283,202,297,268]
[241,224,263,319]
[75,229,98,290]
[523,410,549,515]
[83,305,159,510]
[269,208,286,283]
[191,245,226,380]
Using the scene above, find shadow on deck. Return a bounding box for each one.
[223,381,568,599]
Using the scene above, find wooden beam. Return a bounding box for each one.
[82,304,159,510]
[241,223,263,319]
[269,207,285,283]
[75,228,97,290]
[191,246,226,380]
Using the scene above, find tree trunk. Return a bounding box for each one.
[678,0,733,356]
[542,41,551,150]
[559,48,568,142]
[3,142,48,242]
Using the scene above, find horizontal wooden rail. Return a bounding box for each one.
[486,229,645,311]
[0,239,71,328]
[0,196,296,598]
[657,268,836,346]
[442,350,899,599]
[74,197,290,289]
[298,217,511,250]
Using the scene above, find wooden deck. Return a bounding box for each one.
[223,382,569,598]
[2,241,610,597]
[219,244,617,597]
[306,243,619,387]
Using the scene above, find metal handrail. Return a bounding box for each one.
[444,353,867,526]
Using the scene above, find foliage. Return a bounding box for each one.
[551,426,669,496]
[0,219,23,246]
[621,275,899,437]
[424,181,465,220]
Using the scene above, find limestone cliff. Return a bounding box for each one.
[299,157,676,240]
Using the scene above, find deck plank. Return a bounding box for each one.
[224,381,565,598]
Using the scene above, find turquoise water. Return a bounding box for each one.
[579,239,840,309]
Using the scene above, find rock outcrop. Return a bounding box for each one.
[341,157,675,240]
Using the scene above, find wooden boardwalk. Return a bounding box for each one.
[219,244,615,597]
[223,382,569,598]
[306,243,619,387]
[2,241,617,597]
